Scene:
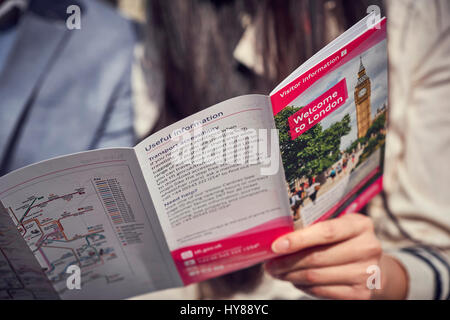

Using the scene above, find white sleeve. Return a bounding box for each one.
[388,247,450,300]
[371,0,450,300]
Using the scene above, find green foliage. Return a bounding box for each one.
[346,113,386,154]
[346,136,367,154]
[366,113,386,137]
[275,106,351,183]
[357,135,385,165]
[355,113,387,166]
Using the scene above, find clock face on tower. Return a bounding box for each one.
[358,87,367,98]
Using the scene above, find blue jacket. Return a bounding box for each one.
[0,0,137,175]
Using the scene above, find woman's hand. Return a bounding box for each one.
[265,213,408,299]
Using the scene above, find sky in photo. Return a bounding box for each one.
[289,39,388,151]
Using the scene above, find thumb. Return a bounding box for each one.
[271,237,291,254]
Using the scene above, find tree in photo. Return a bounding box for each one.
[275,106,351,184]
[357,112,387,166]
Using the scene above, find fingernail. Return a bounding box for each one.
[272,239,290,253]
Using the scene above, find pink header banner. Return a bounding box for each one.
[271,18,386,116]
[288,78,348,140]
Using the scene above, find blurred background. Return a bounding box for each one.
[105,0,384,140]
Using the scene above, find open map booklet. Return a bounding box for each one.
[0,14,387,299]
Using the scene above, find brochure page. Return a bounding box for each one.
[0,149,180,299]
[271,19,388,226]
[135,95,293,284]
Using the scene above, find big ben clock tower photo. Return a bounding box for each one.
[354,56,372,139]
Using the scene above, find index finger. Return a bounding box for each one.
[271,213,373,254]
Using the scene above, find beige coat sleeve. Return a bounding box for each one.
[369,0,450,300]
